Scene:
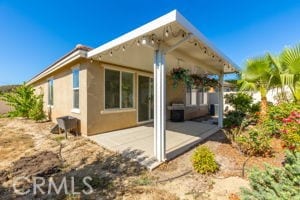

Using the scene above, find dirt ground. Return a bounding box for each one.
[0,118,286,200]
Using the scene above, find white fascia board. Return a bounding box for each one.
[87,10,178,58]
[27,50,87,85]
[175,11,239,71]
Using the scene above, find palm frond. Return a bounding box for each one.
[267,53,283,72]
[280,74,294,87]
[294,81,300,102]
[243,57,270,81]
[238,79,257,92]
[281,44,300,74]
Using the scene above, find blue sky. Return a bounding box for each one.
[0,0,300,85]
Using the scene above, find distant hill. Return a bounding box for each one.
[0,85,20,93]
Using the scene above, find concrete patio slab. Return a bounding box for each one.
[89,121,219,169]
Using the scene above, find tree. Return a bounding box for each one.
[0,84,45,120]
[239,56,278,118]
[269,44,300,103]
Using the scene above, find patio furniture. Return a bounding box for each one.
[56,116,79,139]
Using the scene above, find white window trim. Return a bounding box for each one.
[100,108,136,114]
[71,108,80,114]
[104,67,135,111]
[47,77,54,107]
[72,67,80,112]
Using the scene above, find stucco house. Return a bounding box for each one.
[27,10,237,163]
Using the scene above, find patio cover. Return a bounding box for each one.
[87,10,238,162]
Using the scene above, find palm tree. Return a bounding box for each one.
[238,56,278,118]
[268,44,300,103]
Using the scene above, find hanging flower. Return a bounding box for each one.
[170,67,192,88]
[170,67,220,88]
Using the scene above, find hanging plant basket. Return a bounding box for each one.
[170,67,192,88]
[190,74,203,88]
[202,76,220,88]
[171,67,220,88]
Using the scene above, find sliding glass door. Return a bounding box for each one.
[138,75,154,122]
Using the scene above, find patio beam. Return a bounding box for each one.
[218,73,224,128]
[170,50,222,75]
[154,48,166,162]
[163,33,193,54]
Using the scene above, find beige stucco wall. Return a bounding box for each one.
[86,62,150,135]
[32,59,88,135]
[86,62,207,135]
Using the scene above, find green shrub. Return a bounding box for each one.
[225,92,253,114]
[241,151,300,200]
[236,129,272,156]
[0,84,46,121]
[224,93,259,140]
[191,146,219,174]
[224,110,246,128]
[29,94,46,121]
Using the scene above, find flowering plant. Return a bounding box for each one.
[280,111,300,151]
[190,74,220,88]
[170,67,192,88]
[170,67,219,88]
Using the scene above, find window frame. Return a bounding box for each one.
[72,67,80,113]
[104,67,135,111]
[186,86,198,106]
[47,78,54,107]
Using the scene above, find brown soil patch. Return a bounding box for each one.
[11,151,61,178]
[0,129,34,170]
[123,187,178,200]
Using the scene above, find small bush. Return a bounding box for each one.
[191,146,219,174]
[225,93,253,114]
[224,110,246,129]
[224,93,259,142]
[241,151,300,200]
[0,84,46,121]
[29,94,46,121]
[236,129,272,156]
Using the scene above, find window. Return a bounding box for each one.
[105,69,134,109]
[186,87,208,106]
[48,79,54,106]
[73,68,79,109]
[122,72,134,108]
[186,87,197,106]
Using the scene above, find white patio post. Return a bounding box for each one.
[218,73,224,128]
[153,49,166,162]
